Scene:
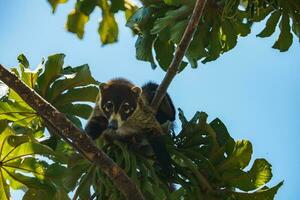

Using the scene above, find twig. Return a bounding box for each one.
[151,0,207,112]
[0,64,145,200]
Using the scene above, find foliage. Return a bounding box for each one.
[48,0,137,44]
[47,0,300,70]
[0,54,282,199]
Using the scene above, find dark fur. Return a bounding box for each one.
[142,82,175,124]
[85,79,175,177]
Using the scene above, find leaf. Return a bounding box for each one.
[233,21,251,37]
[291,14,300,41]
[76,0,97,16]
[170,20,188,44]
[16,54,43,89]
[0,100,37,127]
[98,13,119,44]
[222,0,240,19]
[3,142,59,164]
[73,165,94,199]
[63,157,90,191]
[178,108,188,125]
[47,64,97,102]
[153,37,175,71]
[23,189,52,200]
[3,170,52,191]
[221,19,238,51]
[66,114,82,128]
[186,22,209,68]
[110,0,125,13]
[257,11,281,38]
[222,169,255,191]
[272,12,293,52]
[17,54,29,68]
[232,181,283,200]
[202,22,222,63]
[210,118,235,156]
[217,140,252,171]
[0,170,11,200]
[37,54,65,97]
[135,34,157,69]
[249,159,272,188]
[124,0,138,20]
[126,7,154,33]
[66,9,89,39]
[98,0,119,44]
[47,0,68,13]
[59,104,93,119]
[52,86,98,108]
[163,0,183,6]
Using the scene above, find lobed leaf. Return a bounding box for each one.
[47,0,68,13]
[37,54,65,97]
[66,9,89,39]
[272,11,293,51]
[217,140,253,171]
[249,158,272,188]
[257,10,281,38]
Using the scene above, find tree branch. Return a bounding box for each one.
[0,64,145,200]
[151,0,207,111]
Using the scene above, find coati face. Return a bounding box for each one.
[99,81,141,130]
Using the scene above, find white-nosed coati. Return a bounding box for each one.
[85,78,175,177]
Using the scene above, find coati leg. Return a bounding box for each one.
[85,104,108,140]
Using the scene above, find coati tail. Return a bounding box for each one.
[148,134,174,178]
[142,82,176,124]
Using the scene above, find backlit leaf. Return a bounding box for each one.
[66,9,89,39]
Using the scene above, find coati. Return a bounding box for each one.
[85,78,175,177]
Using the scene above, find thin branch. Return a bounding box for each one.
[151,0,207,112]
[0,64,145,200]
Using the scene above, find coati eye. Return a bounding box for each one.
[104,101,113,112]
[123,102,132,114]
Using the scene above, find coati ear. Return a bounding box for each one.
[99,82,108,91]
[131,86,142,95]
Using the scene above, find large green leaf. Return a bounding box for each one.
[249,158,272,188]
[58,103,93,119]
[210,118,235,156]
[217,140,252,171]
[257,10,281,38]
[37,54,65,97]
[135,34,157,69]
[153,37,175,71]
[221,169,255,191]
[0,169,10,200]
[46,64,97,102]
[99,0,119,44]
[0,124,66,199]
[272,11,293,51]
[0,100,37,127]
[232,181,283,200]
[52,86,98,108]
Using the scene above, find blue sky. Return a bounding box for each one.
[1,1,299,199]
